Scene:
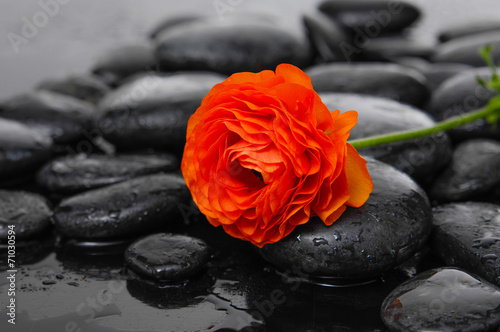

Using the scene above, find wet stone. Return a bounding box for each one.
[438,18,500,43]
[97,72,225,154]
[36,153,178,194]
[420,62,472,91]
[318,0,421,34]
[91,41,158,86]
[431,202,500,286]
[381,267,500,332]
[36,74,110,104]
[320,93,452,185]
[155,18,312,75]
[426,67,499,141]
[0,91,96,144]
[307,63,430,107]
[0,190,52,241]
[360,37,434,62]
[0,118,53,183]
[149,14,202,39]
[303,11,351,63]
[258,158,432,280]
[53,173,190,240]
[125,233,210,282]
[432,31,500,67]
[430,139,500,202]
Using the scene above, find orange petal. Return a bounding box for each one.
[345,144,373,207]
[322,204,346,226]
[275,63,314,89]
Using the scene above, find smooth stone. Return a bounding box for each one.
[430,139,500,202]
[307,63,430,107]
[426,67,499,141]
[125,233,210,281]
[149,14,202,39]
[91,41,158,86]
[155,18,312,75]
[303,11,351,62]
[97,72,225,154]
[0,91,96,144]
[53,173,190,240]
[432,31,500,66]
[36,74,110,104]
[421,63,472,91]
[381,267,500,332]
[319,0,420,33]
[36,153,178,194]
[0,118,53,181]
[258,158,432,279]
[320,93,452,185]
[431,202,500,286]
[0,190,52,240]
[438,18,500,43]
[360,37,434,61]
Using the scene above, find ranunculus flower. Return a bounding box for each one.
[181,64,373,247]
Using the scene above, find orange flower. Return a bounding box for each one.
[181,64,373,247]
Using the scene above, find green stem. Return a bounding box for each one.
[348,104,500,150]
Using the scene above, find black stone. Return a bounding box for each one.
[149,14,202,39]
[319,0,420,34]
[36,74,110,104]
[420,62,472,91]
[303,11,351,63]
[320,93,452,185]
[426,67,499,141]
[155,18,312,75]
[307,63,430,107]
[431,202,500,286]
[0,118,53,182]
[125,233,211,281]
[381,267,500,332]
[430,139,500,202]
[97,72,225,154]
[0,190,52,240]
[0,91,96,144]
[91,41,158,86]
[432,31,500,67]
[36,153,178,194]
[258,158,432,279]
[53,173,190,240]
[360,37,434,62]
[438,18,500,43]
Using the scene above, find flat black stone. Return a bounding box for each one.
[91,41,158,86]
[430,139,500,202]
[432,31,500,67]
[420,62,472,91]
[149,14,202,39]
[307,63,430,107]
[438,18,500,43]
[319,0,420,33]
[0,118,53,182]
[303,11,351,62]
[0,190,52,240]
[125,233,210,281]
[53,173,190,240]
[0,91,96,144]
[155,18,312,75]
[36,153,178,194]
[426,67,499,141]
[258,159,432,279]
[381,267,500,332]
[36,74,110,104]
[431,202,500,286]
[320,92,452,185]
[97,72,225,154]
[360,37,434,62]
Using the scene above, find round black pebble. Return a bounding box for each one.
[0,190,52,241]
[381,267,500,332]
[125,233,211,282]
[36,153,178,194]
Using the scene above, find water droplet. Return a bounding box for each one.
[472,236,500,249]
[313,238,329,246]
